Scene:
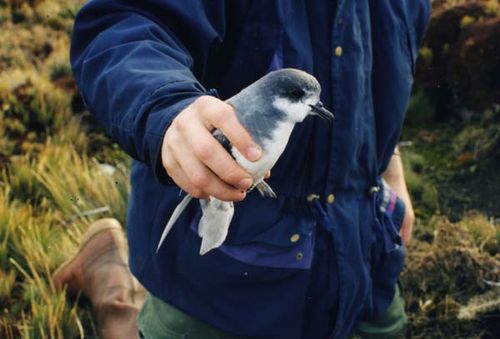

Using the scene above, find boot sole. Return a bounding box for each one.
[52,219,124,292]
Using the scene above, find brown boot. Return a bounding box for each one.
[53,218,146,339]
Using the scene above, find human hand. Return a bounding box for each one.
[399,190,415,247]
[161,96,262,201]
[385,178,415,247]
[383,147,414,246]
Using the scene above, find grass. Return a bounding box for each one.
[0,97,130,339]
[0,0,498,338]
[0,1,130,337]
[402,216,499,338]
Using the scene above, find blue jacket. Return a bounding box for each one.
[71,1,430,338]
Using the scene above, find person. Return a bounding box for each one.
[55,1,431,338]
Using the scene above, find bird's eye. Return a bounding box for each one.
[288,89,305,100]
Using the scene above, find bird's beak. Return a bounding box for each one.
[309,101,334,121]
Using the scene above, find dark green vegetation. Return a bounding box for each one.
[0,0,498,338]
[400,1,499,337]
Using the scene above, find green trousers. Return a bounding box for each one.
[137,286,406,339]
[137,295,241,339]
[353,285,407,339]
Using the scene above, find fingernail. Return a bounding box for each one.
[239,178,253,190]
[246,146,262,161]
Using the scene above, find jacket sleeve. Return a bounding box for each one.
[70,0,226,183]
[406,0,432,60]
[370,0,431,173]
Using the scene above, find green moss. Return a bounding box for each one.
[405,90,435,127]
[401,148,440,221]
[485,0,499,16]
[460,15,476,28]
[419,46,433,66]
[461,212,499,255]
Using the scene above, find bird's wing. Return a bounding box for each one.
[212,129,233,155]
[156,194,193,252]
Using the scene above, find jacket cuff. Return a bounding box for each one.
[149,96,201,185]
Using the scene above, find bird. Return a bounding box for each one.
[156,68,333,255]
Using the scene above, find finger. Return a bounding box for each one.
[172,139,247,202]
[163,155,209,199]
[197,97,262,162]
[180,118,254,191]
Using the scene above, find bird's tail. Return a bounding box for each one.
[198,199,234,255]
[156,194,193,252]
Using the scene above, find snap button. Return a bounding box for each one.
[369,186,380,195]
[296,252,304,261]
[327,194,335,204]
[290,234,300,243]
[307,193,320,202]
[335,46,343,57]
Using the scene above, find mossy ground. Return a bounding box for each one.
[0,0,498,338]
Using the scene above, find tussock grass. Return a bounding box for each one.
[0,128,129,338]
[0,1,129,337]
[0,185,93,338]
[33,141,130,224]
[403,216,500,338]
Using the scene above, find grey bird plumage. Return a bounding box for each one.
[157,68,333,255]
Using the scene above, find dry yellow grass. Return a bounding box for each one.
[0,1,130,337]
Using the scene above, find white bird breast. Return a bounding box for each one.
[231,119,295,181]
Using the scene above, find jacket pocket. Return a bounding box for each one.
[369,182,406,317]
[173,198,314,338]
[188,195,316,270]
[215,211,315,270]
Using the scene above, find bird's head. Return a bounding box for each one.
[260,69,334,123]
